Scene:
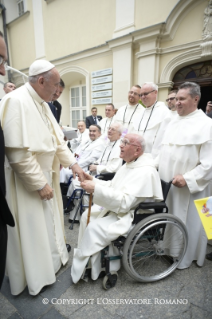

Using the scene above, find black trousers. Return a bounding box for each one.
[0,216,7,289]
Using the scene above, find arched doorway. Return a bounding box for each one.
[172,61,212,112]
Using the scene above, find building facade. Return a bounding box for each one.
[0,0,211,126]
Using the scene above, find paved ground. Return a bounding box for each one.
[1,214,212,319]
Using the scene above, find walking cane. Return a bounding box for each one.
[86,192,93,225]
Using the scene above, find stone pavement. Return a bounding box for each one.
[0,214,212,319]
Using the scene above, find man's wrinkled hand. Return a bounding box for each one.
[38,184,54,200]
[71,163,85,181]
[89,164,97,172]
[172,174,187,188]
[80,180,95,193]
[78,171,93,182]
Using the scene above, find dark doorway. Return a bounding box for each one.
[199,86,212,112]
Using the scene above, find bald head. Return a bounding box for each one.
[120,133,145,163]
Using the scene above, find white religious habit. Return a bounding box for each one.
[157,109,212,269]
[67,137,106,221]
[99,116,115,138]
[114,103,144,134]
[93,138,122,175]
[70,128,89,153]
[0,82,76,296]
[169,109,178,119]
[133,101,171,158]
[71,153,163,283]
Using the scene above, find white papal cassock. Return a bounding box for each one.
[133,101,171,158]
[158,109,212,269]
[114,103,144,134]
[71,153,163,283]
[0,82,76,296]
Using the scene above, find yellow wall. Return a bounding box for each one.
[7,0,36,70]
[135,0,178,30]
[42,0,116,61]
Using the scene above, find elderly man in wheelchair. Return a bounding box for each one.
[71,133,188,289]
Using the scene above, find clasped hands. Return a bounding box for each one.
[172,174,186,188]
[78,171,95,193]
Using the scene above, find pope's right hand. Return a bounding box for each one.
[78,171,93,182]
[38,184,54,201]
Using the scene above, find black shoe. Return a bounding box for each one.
[206,252,212,261]
[69,219,79,224]
[66,244,71,253]
[98,271,106,279]
[39,286,47,293]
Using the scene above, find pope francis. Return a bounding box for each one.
[71,134,163,283]
[0,60,84,295]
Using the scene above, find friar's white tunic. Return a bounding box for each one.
[71,153,163,283]
[158,109,212,269]
[99,116,115,138]
[114,103,144,134]
[0,82,76,295]
[169,109,178,119]
[70,129,89,153]
[95,139,122,175]
[133,101,171,158]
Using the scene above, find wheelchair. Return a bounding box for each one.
[97,173,188,290]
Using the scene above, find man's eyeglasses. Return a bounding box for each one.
[0,56,7,66]
[128,91,140,97]
[140,90,155,97]
[166,97,176,102]
[120,138,140,147]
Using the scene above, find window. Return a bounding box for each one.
[17,0,24,16]
[70,86,86,128]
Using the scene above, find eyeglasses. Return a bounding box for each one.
[107,127,116,132]
[120,139,140,147]
[166,97,176,102]
[0,56,7,66]
[140,90,155,97]
[128,91,140,97]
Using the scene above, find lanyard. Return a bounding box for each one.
[138,101,157,133]
[123,104,139,126]
[104,116,114,132]
[99,141,117,164]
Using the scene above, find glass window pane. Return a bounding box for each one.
[76,97,80,107]
[76,87,79,97]
[83,110,86,121]
[71,98,75,108]
[82,96,86,106]
[71,88,75,97]
[82,86,86,96]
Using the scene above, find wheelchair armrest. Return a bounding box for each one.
[96,172,115,181]
[137,202,167,210]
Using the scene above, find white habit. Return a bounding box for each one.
[169,109,178,119]
[0,82,76,296]
[99,116,115,138]
[158,109,212,269]
[114,104,144,134]
[133,101,171,158]
[71,153,163,283]
[95,139,122,175]
[70,128,89,153]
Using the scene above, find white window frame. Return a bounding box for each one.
[70,85,87,128]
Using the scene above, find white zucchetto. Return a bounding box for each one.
[29,60,55,76]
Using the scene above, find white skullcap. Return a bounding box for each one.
[29,60,55,76]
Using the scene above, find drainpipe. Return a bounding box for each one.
[0,3,11,81]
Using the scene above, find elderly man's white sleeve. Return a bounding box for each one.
[78,149,103,169]
[56,141,76,167]
[183,140,212,194]
[93,182,145,214]
[6,148,47,191]
[96,158,122,174]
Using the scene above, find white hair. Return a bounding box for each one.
[111,121,124,134]
[143,82,158,91]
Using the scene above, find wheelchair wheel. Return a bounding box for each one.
[102,272,118,290]
[122,213,188,283]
